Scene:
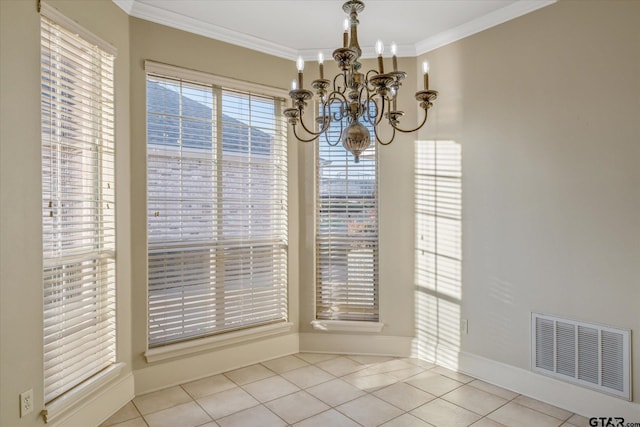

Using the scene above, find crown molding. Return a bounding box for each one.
[112,0,134,15]
[415,0,556,55]
[112,0,555,62]
[114,0,298,60]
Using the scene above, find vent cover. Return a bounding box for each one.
[531,313,631,400]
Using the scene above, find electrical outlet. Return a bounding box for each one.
[461,319,469,335]
[20,389,33,418]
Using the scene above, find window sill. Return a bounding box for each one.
[42,362,125,424]
[310,320,385,333]
[144,322,294,363]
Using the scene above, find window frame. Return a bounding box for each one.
[39,2,122,421]
[313,115,381,326]
[144,61,290,355]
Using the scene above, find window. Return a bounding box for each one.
[316,121,378,321]
[41,13,116,404]
[146,70,288,347]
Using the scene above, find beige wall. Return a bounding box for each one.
[417,0,640,404]
[128,17,302,392]
[2,0,639,424]
[0,0,131,426]
[0,1,44,424]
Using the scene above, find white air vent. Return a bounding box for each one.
[531,313,631,400]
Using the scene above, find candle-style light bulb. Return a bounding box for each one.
[318,52,324,80]
[422,61,430,90]
[296,56,304,89]
[343,18,349,47]
[375,40,385,74]
[390,42,398,71]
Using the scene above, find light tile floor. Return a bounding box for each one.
[100,353,590,427]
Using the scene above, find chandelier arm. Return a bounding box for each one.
[364,91,379,123]
[358,85,368,117]
[318,100,327,117]
[374,124,396,146]
[326,91,350,122]
[390,107,429,133]
[317,102,336,133]
[362,97,372,124]
[333,72,348,94]
[291,124,320,143]
[296,93,348,138]
[365,69,379,91]
[362,90,378,125]
[298,107,331,136]
[323,128,341,147]
[319,99,337,122]
[327,89,349,106]
[374,95,387,126]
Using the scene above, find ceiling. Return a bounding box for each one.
[112,0,555,60]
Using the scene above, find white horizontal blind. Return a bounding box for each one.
[316,120,378,321]
[41,15,116,404]
[147,74,288,347]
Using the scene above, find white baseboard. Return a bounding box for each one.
[50,372,134,427]
[456,350,640,420]
[144,322,294,363]
[131,331,639,420]
[134,332,300,395]
[134,332,411,396]
[299,332,413,357]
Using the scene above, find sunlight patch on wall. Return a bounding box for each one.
[413,140,462,369]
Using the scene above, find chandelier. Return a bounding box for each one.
[283,0,438,163]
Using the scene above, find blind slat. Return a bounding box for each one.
[41,14,116,405]
[147,74,288,347]
[316,115,378,321]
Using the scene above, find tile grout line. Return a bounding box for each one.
[493,396,577,425]
[471,391,578,427]
[139,360,422,426]
[120,354,580,427]
[434,380,514,418]
[288,355,438,425]
[184,382,217,426]
[283,355,388,426]
[261,402,291,427]
[129,399,151,427]
[290,356,437,427]
[461,393,517,427]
